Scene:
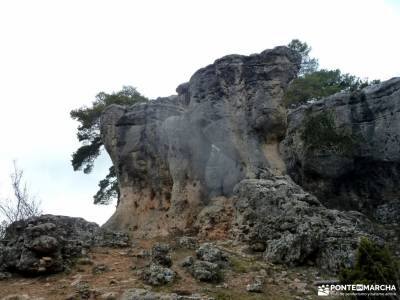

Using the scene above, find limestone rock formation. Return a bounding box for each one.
[0,215,128,276]
[281,78,400,213]
[101,46,301,236]
[100,45,399,270]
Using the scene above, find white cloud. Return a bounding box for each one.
[0,0,399,225]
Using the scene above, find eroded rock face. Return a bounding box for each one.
[101,46,301,236]
[281,78,400,213]
[100,46,398,270]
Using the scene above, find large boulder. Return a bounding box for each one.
[101,46,301,236]
[139,263,176,286]
[196,243,228,265]
[0,215,128,275]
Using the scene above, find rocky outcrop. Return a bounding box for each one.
[101,46,301,236]
[138,243,176,286]
[231,176,380,273]
[181,243,228,283]
[0,215,128,276]
[281,78,400,214]
[100,45,399,270]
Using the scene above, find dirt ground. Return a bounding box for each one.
[0,239,333,300]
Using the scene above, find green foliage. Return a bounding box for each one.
[71,136,102,174]
[70,86,148,204]
[287,39,319,75]
[283,69,370,107]
[301,110,357,155]
[285,39,381,107]
[93,166,119,205]
[339,237,399,289]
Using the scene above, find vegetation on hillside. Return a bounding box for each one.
[70,86,148,205]
[285,39,380,107]
[287,39,319,76]
[339,237,399,291]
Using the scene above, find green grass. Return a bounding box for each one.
[229,256,263,274]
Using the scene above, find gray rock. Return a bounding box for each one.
[196,243,228,265]
[182,244,227,282]
[281,78,400,214]
[177,236,197,250]
[75,282,91,299]
[181,256,194,267]
[246,277,263,293]
[93,229,129,248]
[0,214,127,276]
[101,46,301,237]
[100,292,118,300]
[92,263,110,275]
[0,215,98,275]
[184,260,222,282]
[28,235,58,253]
[140,263,176,286]
[374,200,400,224]
[232,177,381,273]
[151,243,172,267]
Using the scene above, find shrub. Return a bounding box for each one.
[339,237,399,289]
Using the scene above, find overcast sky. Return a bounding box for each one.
[0,0,399,225]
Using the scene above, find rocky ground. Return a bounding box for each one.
[0,237,338,300]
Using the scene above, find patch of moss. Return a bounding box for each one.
[230,256,250,273]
